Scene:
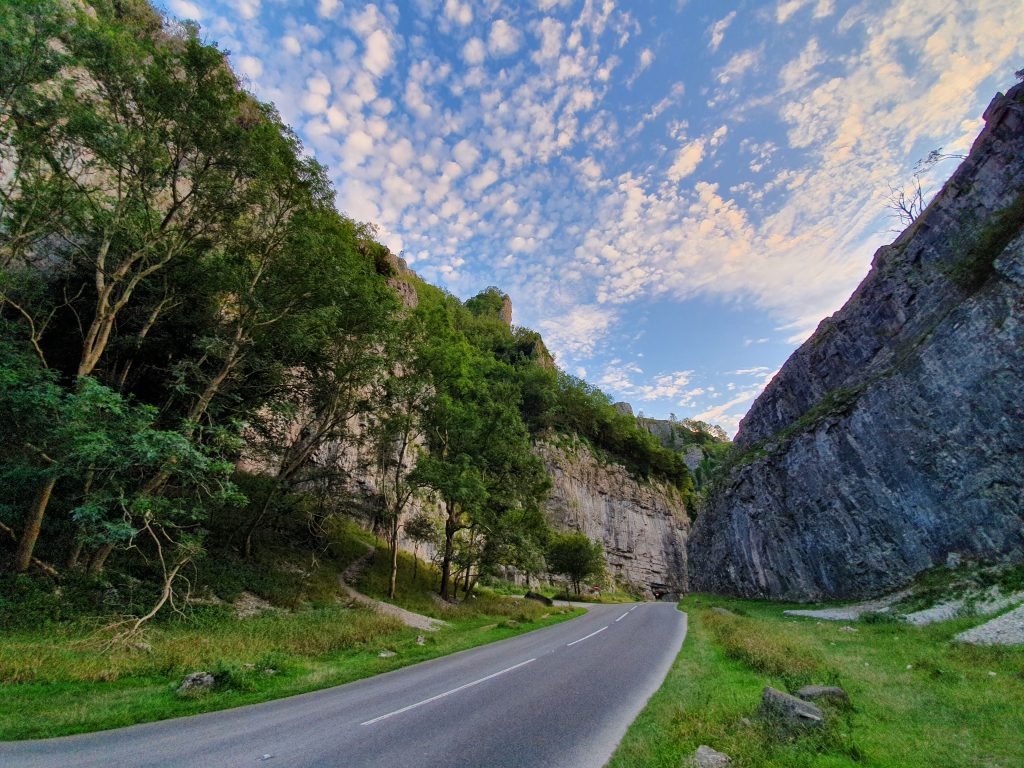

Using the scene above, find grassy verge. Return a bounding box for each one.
[0,521,582,740]
[609,595,1024,768]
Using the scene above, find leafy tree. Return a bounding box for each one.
[547,532,604,596]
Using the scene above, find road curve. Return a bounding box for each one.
[2,602,687,768]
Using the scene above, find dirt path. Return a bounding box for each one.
[340,545,446,633]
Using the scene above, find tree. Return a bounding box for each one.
[547,532,604,596]
[366,317,432,598]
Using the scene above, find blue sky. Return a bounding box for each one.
[159,0,1021,434]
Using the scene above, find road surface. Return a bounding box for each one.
[2,602,687,768]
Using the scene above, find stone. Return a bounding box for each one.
[795,685,849,704]
[499,294,513,326]
[612,401,634,417]
[688,83,1024,602]
[525,590,554,606]
[946,552,962,569]
[177,672,215,694]
[690,745,732,767]
[378,650,397,658]
[416,635,426,646]
[758,687,824,728]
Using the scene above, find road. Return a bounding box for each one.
[2,602,687,768]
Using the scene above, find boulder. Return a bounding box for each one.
[795,685,849,705]
[177,671,215,694]
[689,745,732,767]
[758,687,824,728]
[525,590,554,606]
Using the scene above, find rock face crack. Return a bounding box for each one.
[689,83,1024,601]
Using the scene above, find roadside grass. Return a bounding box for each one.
[0,519,582,740]
[609,594,1024,768]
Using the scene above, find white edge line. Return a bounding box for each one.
[629,606,638,612]
[360,657,536,725]
[615,612,629,622]
[566,626,608,647]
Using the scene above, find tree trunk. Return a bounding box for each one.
[14,475,56,573]
[89,542,115,574]
[66,538,84,569]
[439,506,457,601]
[388,525,400,600]
[242,486,277,559]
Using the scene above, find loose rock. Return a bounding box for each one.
[758,687,824,728]
[177,671,215,694]
[690,745,732,767]
[378,650,397,658]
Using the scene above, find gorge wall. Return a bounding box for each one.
[536,440,690,592]
[689,84,1024,601]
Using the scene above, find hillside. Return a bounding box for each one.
[0,0,698,624]
[689,82,1024,601]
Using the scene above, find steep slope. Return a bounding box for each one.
[689,84,1024,601]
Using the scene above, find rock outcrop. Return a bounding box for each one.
[689,84,1024,601]
[537,440,690,593]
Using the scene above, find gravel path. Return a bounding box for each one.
[340,544,446,632]
[955,604,1024,645]
[903,590,1024,626]
[783,590,910,621]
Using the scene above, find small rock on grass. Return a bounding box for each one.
[177,671,215,694]
[689,745,732,767]
[758,687,824,728]
[416,635,426,646]
[378,650,397,658]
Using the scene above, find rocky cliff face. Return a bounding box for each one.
[537,441,690,593]
[689,84,1024,601]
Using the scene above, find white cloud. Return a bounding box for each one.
[318,0,340,19]
[638,48,654,71]
[444,0,472,26]
[776,0,813,24]
[462,37,486,65]
[168,0,203,19]
[534,17,563,61]
[667,137,706,181]
[538,305,617,358]
[452,139,480,170]
[236,55,263,79]
[716,47,763,84]
[489,20,522,56]
[281,35,301,56]
[707,11,736,53]
[363,29,394,75]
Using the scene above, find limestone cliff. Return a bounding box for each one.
[689,84,1024,601]
[536,440,690,593]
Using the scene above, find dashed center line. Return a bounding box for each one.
[615,612,629,622]
[360,658,536,725]
[566,626,608,646]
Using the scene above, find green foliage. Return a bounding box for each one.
[546,531,605,595]
[947,192,1024,289]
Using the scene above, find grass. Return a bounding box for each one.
[609,594,1024,768]
[0,520,582,740]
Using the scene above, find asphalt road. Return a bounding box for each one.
[2,602,687,768]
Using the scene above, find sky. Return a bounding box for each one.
[159,0,1022,435]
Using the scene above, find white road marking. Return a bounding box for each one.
[566,626,608,646]
[360,658,536,725]
[615,612,629,622]
[629,606,638,612]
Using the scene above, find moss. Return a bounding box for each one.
[947,192,1024,290]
